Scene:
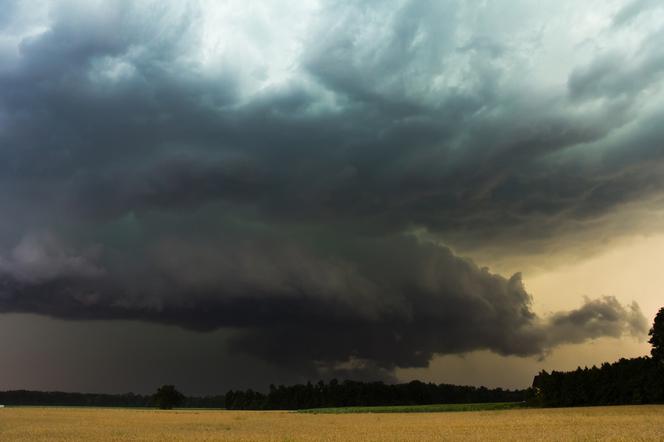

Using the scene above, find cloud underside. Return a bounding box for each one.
[0,233,648,377]
[0,0,660,377]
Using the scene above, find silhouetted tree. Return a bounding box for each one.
[153,385,185,410]
[650,307,664,364]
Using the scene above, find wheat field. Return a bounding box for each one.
[1,405,663,441]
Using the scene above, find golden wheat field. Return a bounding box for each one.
[1,405,663,441]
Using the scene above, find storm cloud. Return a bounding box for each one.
[0,231,648,377]
[0,0,659,379]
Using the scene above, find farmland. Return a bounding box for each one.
[1,405,664,441]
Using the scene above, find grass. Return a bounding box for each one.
[1,405,664,441]
[298,401,525,413]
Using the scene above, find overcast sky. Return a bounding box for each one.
[1,0,663,395]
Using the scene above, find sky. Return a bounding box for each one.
[0,0,663,395]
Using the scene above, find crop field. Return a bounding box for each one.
[1,405,664,441]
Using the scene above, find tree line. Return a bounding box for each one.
[225,379,526,410]
[529,306,664,406]
[0,389,225,408]
[0,381,525,410]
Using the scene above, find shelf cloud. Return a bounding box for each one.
[0,0,659,380]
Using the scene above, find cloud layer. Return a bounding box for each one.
[0,0,659,378]
[0,232,648,377]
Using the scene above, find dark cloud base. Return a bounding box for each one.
[0,233,647,378]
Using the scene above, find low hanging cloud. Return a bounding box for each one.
[0,0,659,379]
[0,233,647,378]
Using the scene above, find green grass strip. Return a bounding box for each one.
[298,401,526,414]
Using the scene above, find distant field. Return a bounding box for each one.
[2,405,664,441]
[299,401,524,413]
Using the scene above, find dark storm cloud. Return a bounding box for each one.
[0,0,659,377]
[2,0,663,246]
[0,232,648,375]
